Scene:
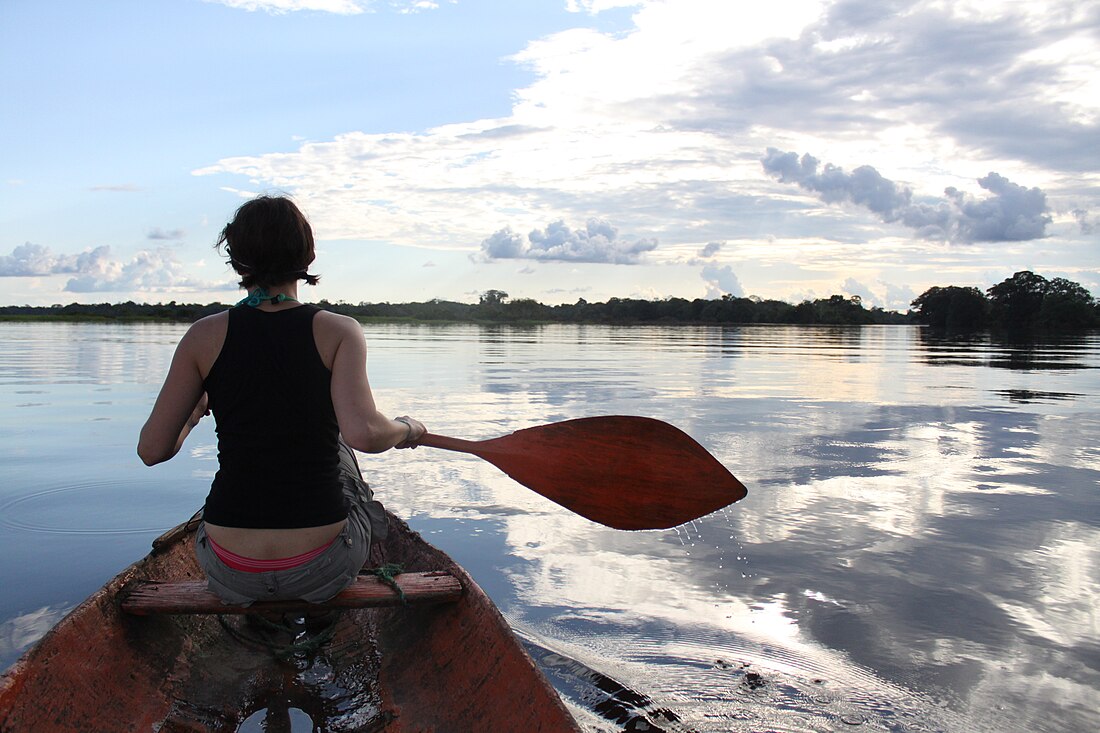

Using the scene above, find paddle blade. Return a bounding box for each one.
[421,416,747,530]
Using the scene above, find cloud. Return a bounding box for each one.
[699,241,722,258]
[882,281,916,311]
[545,286,592,296]
[481,228,527,259]
[0,243,233,293]
[194,0,1094,254]
[565,0,646,13]
[191,0,1098,307]
[0,243,112,277]
[395,1,442,14]
[63,248,235,294]
[762,149,1052,243]
[204,0,444,14]
[88,184,141,192]
[1072,209,1096,235]
[701,263,743,299]
[480,219,658,264]
[204,0,369,13]
[944,173,1051,242]
[841,277,879,307]
[147,228,186,241]
[688,1,1100,172]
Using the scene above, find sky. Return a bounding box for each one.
[1,0,1098,310]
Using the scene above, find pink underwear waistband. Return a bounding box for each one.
[207,534,337,573]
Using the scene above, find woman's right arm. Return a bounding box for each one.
[327,314,425,453]
[137,324,209,466]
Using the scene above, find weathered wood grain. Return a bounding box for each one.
[120,571,462,615]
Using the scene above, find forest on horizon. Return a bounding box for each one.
[2,271,1097,331]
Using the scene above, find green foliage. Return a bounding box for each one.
[0,301,227,322]
[986,270,1050,328]
[5,274,1093,331]
[478,289,509,306]
[0,294,902,326]
[1039,277,1097,329]
[912,271,1098,331]
[910,286,988,330]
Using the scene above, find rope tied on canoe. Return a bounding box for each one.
[362,562,406,605]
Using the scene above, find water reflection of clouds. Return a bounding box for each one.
[208,323,1100,731]
[362,323,1100,729]
[498,509,972,731]
[372,433,963,728]
[0,605,74,671]
[6,322,1099,731]
[720,404,1099,731]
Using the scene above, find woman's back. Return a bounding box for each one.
[139,194,425,603]
[202,304,345,529]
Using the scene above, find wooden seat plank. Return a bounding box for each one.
[120,571,462,615]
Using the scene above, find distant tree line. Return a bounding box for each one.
[2,271,1095,330]
[0,301,228,321]
[910,271,1098,331]
[0,291,908,326]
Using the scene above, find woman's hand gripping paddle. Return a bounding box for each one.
[417,416,747,530]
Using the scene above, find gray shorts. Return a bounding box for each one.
[194,441,388,606]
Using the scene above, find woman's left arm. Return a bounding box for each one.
[137,326,209,466]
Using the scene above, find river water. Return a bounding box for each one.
[1,321,1098,732]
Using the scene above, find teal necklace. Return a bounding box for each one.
[236,287,299,308]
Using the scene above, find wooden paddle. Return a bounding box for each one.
[417,416,746,530]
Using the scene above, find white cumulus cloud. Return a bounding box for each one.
[481,219,658,264]
[190,0,1099,304]
[0,243,234,294]
[63,248,235,294]
[0,243,112,277]
[841,277,879,307]
[701,263,743,299]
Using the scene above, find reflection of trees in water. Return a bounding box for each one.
[0,321,178,385]
[994,388,1086,403]
[916,328,1099,371]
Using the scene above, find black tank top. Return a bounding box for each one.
[201,304,347,528]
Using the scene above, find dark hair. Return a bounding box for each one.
[216,195,320,290]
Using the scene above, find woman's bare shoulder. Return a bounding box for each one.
[190,309,229,330]
[313,310,365,368]
[179,310,229,370]
[314,309,362,336]
[184,310,228,342]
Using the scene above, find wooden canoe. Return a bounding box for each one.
[0,511,580,732]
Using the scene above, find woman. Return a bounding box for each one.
[137,195,425,605]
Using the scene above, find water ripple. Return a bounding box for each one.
[0,481,176,535]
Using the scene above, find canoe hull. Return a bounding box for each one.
[0,512,579,732]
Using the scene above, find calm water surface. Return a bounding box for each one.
[1,322,1098,732]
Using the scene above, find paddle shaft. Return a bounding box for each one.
[418,434,483,453]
